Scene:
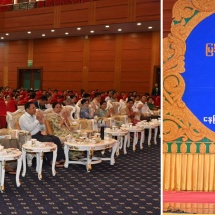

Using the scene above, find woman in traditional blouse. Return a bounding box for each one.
[48,102,71,137]
[98,101,113,117]
[80,99,96,119]
[48,102,82,160]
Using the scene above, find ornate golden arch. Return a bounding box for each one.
[163,0,215,142]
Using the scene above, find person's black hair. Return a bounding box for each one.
[70,95,76,99]
[52,102,61,109]
[82,93,90,98]
[24,102,34,110]
[30,92,36,99]
[39,95,48,101]
[81,99,88,105]
[94,92,101,98]
[100,101,107,106]
[127,98,134,103]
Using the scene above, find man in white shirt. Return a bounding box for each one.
[19,102,65,167]
[134,95,153,117]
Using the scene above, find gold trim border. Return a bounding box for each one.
[164,0,215,142]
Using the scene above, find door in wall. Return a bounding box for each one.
[18,68,42,90]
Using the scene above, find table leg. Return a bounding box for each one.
[154,127,158,145]
[123,135,128,154]
[110,143,117,165]
[133,132,137,151]
[16,155,22,187]
[116,136,120,156]
[36,153,40,173]
[0,160,5,192]
[64,145,69,168]
[86,150,92,172]
[127,132,130,147]
[22,149,26,177]
[119,137,123,149]
[38,152,43,180]
[140,131,144,150]
[52,148,57,176]
[0,162,1,188]
[148,128,152,147]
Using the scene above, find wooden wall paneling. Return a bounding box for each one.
[87,81,114,92]
[136,0,160,21]
[1,0,160,34]
[82,36,89,91]
[2,8,55,32]
[7,41,28,89]
[3,42,9,87]
[121,33,152,93]
[88,35,115,91]
[163,0,176,38]
[114,35,122,92]
[0,44,4,86]
[94,0,129,25]
[54,6,61,28]
[0,13,3,34]
[60,3,90,28]
[89,0,96,25]
[128,0,136,22]
[28,40,34,61]
[33,37,85,91]
[150,31,160,92]
[120,82,150,93]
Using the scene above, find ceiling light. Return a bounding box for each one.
[51,29,55,32]
[65,32,69,35]
[27,31,31,34]
[5,33,9,36]
[77,27,81,30]
[90,30,94,33]
[148,26,153,29]
[42,34,45,37]
[118,29,122,32]
[1,37,4,39]
[137,23,142,26]
[105,25,110,28]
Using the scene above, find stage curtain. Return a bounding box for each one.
[163,153,215,191]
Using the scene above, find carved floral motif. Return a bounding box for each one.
[164,0,215,142]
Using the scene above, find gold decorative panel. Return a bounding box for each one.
[163,0,215,142]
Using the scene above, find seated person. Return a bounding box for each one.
[126,99,138,123]
[76,93,91,107]
[80,99,96,119]
[34,95,48,110]
[91,92,101,110]
[48,102,82,160]
[45,94,52,109]
[48,102,71,137]
[19,102,65,167]
[98,101,113,118]
[135,95,153,117]
[147,97,157,110]
[64,97,76,119]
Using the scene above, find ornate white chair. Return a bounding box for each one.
[63,106,76,120]
[6,109,25,129]
[74,105,80,119]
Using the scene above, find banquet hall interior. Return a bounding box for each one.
[0,0,161,214]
